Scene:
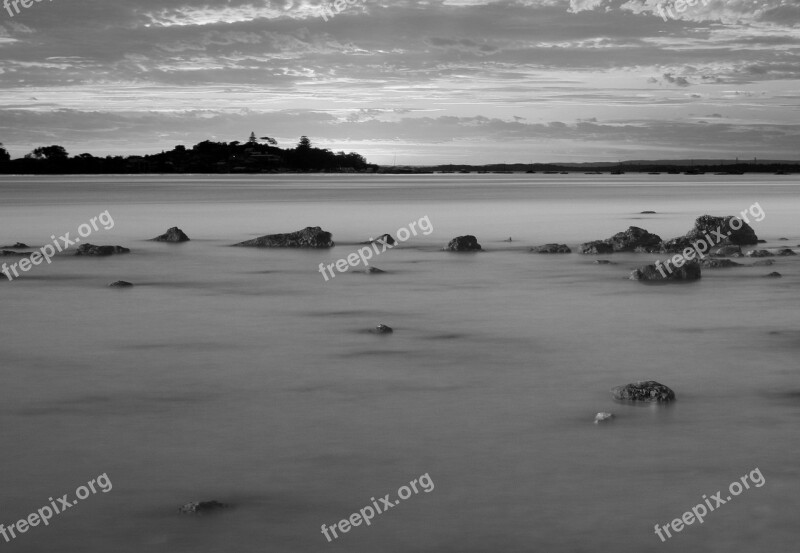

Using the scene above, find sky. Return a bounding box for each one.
[0,0,798,165]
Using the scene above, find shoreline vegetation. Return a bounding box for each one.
[1,138,798,175]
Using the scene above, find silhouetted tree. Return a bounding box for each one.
[0,143,9,162]
[27,145,68,160]
[248,132,258,144]
[260,136,278,145]
[297,136,311,150]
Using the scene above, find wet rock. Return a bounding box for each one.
[233,227,334,248]
[661,215,759,253]
[363,267,385,274]
[640,211,656,214]
[371,324,393,334]
[152,227,190,243]
[776,249,796,256]
[745,250,774,258]
[764,272,782,278]
[109,281,134,288]
[580,227,662,254]
[629,260,701,282]
[445,235,482,252]
[363,234,395,246]
[710,245,742,257]
[701,258,742,269]
[530,243,571,254]
[594,412,614,424]
[752,259,775,266]
[611,381,675,403]
[75,244,131,256]
[178,501,228,514]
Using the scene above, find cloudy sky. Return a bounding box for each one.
[0,0,798,164]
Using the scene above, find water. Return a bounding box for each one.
[0,174,798,552]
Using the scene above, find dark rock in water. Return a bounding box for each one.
[0,242,30,249]
[363,234,395,246]
[745,250,774,258]
[752,259,775,266]
[503,237,513,242]
[710,245,742,257]
[594,260,614,265]
[579,240,614,255]
[629,260,701,282]
[640,211,657,214]
[178,501,228,514]
[152,227,190,243]
[661,215,759,253]
[581,227,662,254]
[109,281,134,288]
[371,324,393,334]
[701,258,742,269]
[757,240,767,243]
[1,250,33,257]
[611,381,675,402]
[75,244,131,256]
[776,249,796,256]
[764,272,782,278]
[445,235,481,252]
[233,227,334,248]
[530,243,571,254]
[364,267,385,274]
[779,238,789,241]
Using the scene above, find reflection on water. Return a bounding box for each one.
[0,175,798,553]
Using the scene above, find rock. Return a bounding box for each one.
[364,267,385,274]
[640,211,657,214]
[594,412,614,424]
[752,259,775,266]
[530,243,571,254]
[152,227,190,243]
[764,272,782,278]
[233,227,334,248]
[371,324,393,334]
[745,250,774,258]
[779,238,789,241]
[178,501,228,514]
[758,240,767,243]
[0,250,33,257]
[629,260,701,282]
[776,249,796,256]
[594,260,615,265]
[701,258,742,269]
[579,240,614,254]
[580,227,662,254]
[363,234,395,246]
[75,244,130,256]
[611,381,676,403]
[0,242,30,249]
[661,215,759,253]
[445,235,481,252]
[109,281,134,288]
[710,245,742,257]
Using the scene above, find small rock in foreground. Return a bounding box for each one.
[611,381,676,403]
[776,249,796,256]
[744,250,774,258]
[109,281,134,288]
[364,267,385,274]
[178,501,228,514]
[752,259,775,266]
[594,412,614,424]
[152,226,190,243]
[75,244,131,256]
[764,272,782,278]
[371,324,393,334]
[445,235,482,252]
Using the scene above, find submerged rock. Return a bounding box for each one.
[363,267,386,274]
[0,250,33,257]
[776,249,796,256]
[611,381,676,403]
[109,281,134,288]
[580,227,662,254]
[661,215,759,253]
[640,211,656,214]
[745,250,774,258]
[594,260,615,265]
[445,235,481,252]
[233,227,334,248]
[710,245,742,257]
[764,272,782,278]
[701,258,742,269]
[530,243,571,254]
[752,259,775,266]
[152,227,190,243]
[594,412,614,424]
[629,260,701,282]
[75,244,130,256]
[178,501,228,514]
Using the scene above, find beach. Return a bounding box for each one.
[0,173,798,552]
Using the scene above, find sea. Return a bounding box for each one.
[0,174,798,553]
